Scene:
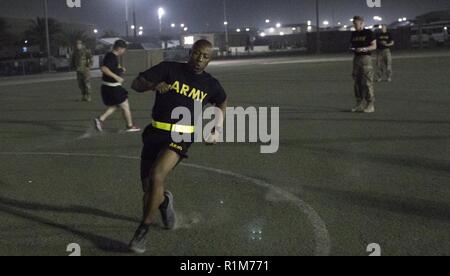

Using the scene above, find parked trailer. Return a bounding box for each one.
[411,21,450,47]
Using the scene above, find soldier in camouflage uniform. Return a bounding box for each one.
[72,40,93,102]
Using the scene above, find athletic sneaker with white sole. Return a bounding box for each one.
[93,118,103,132]
[125,126,141,133]
[351,102,365,113]
[364,103,375,113]
[129,225,149,254]
[160,191,176,230]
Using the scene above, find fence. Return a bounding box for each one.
[119,49,164,76]
[0,51,162,77]
[305,28,449,53]
[0,57,71,76]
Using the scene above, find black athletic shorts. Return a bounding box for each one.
[140,125,193,181]
[101,85,128,106]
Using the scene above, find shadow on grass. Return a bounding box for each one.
[0,196,138,254]
[302,185,450,222]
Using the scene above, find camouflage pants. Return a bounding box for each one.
[76,71,91,97]
[376,49,392,80]
[353,55,375,103]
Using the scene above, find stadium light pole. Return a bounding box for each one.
[158,7,165,34]
[125,0,129,38]
[223,0,229,54]
[132,0,137,39]
[43,0,52,72]
[315,0,321,54]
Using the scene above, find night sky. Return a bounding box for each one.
[0,0,449,33]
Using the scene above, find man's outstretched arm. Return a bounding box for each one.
[205,99,228,145]
[132,77,172,94]
[131,77,157,93]
[215,99,227,130]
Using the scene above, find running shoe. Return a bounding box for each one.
[160,191,176,230]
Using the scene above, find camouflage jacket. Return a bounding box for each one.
[72,48,93,72]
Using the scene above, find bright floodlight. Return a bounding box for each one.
[276,22,281,28]
[138,30,143,36]
[93,29,98,34]
[184,27,188,32]
[139,26,143,30]
[373,16,382,21]
[260,32,266,37]
[236,28,241,32]
[180,23,185,28]
[307,20,312,26]
[224,21,228,26]
[246,28,250,32]
[184,36,194,45]
[158,7,165,20]
[323,20,330,26]
[265,19,270,23]
[269,27,275,33]
[171,23,176,28]
[131,25,136,29]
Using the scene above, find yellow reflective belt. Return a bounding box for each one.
[152,121,195,133]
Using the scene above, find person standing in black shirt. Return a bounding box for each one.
[350,16,377,113]
[376,25,395,82]
[128,40,227,254]
[93,40,141,132]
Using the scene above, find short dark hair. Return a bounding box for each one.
[192,39,213,51]
[113,39,128,50]
[353,16,364,22]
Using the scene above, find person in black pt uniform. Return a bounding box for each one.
[128,39,228,254]
[350,16,377,113]
[375,25,395,82]
[93,40,141,133]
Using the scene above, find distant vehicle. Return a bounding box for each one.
[411,21,450,46]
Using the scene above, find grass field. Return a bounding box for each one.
[0,51,449,256]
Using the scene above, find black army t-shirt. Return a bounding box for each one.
[139,62,227,126]
[102,52,124,83]
[376,32,393,50]
[351,29,375,56]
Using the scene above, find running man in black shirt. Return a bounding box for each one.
[376,25,395,82]
[350,16,377,113]
[93,40,140,132]
[128,40,227,253]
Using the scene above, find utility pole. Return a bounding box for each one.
[125,0,129,38]
[132,0,137,39]
[315,0,321,54]
[43,0,52,72]
[224,0,229,54]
